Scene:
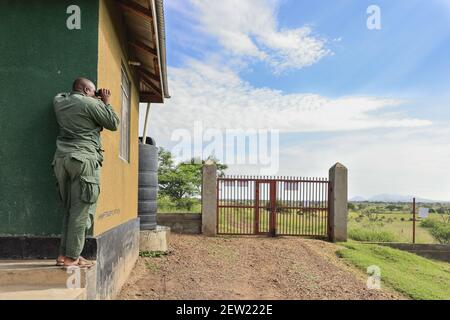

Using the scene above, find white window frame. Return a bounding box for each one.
[119,66,131,162]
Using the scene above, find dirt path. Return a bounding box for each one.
[118,234,403,300]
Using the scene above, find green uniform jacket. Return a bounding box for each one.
[53,91,120,165]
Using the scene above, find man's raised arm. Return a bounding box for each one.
[85,89,120,131]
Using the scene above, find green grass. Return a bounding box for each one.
[348,227,398,242]
[337,242,450,300]
[348,211,437,243]
[217,207,327,235]
[139,251,168,258]
[157,197,202,214]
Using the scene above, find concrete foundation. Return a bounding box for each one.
[139,226,170,252]
[0,217,140,300]
[0,286,87,300]
[94,218,140,299]
[0,260,95,300]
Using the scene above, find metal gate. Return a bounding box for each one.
[217,175,330,237]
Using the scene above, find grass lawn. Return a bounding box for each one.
[217,207,328,235]
[348,211,437,243]
[336,242,450,300]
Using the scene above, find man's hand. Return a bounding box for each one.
[98,88,111,105]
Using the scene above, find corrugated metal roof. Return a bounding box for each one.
[116,0,169,103]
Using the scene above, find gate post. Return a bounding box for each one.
[328,163,348,242]
[202,162,217,236]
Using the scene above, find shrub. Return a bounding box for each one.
[429,224,450,244]
[421,219,450,244]
[157,194,200,213]
[157,194,176,211]
[420,219,439,229]
[174,197,197,211]
[348,228,398,242]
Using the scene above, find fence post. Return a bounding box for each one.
[202,162,217,236]
[328,163,348,242]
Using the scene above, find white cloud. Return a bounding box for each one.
[143,60,430,140]
[189,0,331,73]
[141,2,446,199]
[274,127,450,201]
[140,60,443,199]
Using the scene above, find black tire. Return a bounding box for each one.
[139,214,157,224]
[139,144,158,171]
[138,172,158,187]
[139,213,157,230]
[138,200,157,213]
[140,222,157,231]
[138,137,158,231]
[138,187,158,200]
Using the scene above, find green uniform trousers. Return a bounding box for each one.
[53,156,101,259]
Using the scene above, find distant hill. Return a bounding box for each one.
[350,194,445,203]
[349,196,367,202]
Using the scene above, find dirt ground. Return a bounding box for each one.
[118,234,404,300]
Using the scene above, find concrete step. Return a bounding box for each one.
[0,260,96,288]
[0,285,86,300]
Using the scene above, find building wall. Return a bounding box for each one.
[157,214,202,234]
[95,0,140,236]
[0,0,99,236]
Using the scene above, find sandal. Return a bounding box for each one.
[62,257,95,269]
[63,263,90,269]
[78,256,96,267]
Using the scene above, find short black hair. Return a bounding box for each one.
[72,77,94,91]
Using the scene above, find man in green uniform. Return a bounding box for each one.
[52,78,119,268]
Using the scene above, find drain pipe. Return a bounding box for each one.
[142,102,151,144]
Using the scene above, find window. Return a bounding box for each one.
[119,67,131,162]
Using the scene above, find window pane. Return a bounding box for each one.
[120,67,131,162]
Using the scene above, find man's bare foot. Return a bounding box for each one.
[63,257,80,267]
[56,255,66,266]
[63,257,94,269]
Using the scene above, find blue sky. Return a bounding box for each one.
[142,0,450,200]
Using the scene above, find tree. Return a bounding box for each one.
[158,148,175,176]
[157,148,228,209]
[179,155,228,194]
[386,204,401,211]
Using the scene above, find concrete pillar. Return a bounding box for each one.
[202,163,217,236]
[328,163,348,242]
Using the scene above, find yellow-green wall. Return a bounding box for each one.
[95,0,140,236]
